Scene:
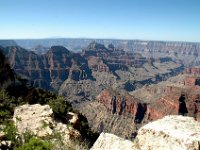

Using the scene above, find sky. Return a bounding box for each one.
[0,0,200,42]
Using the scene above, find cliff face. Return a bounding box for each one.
[14,38,200,66]
[0,48,15,89]
[97,73,200,123]
[97,89,147,123]
[3,42,184,94]
[5,46,93,91]
[83,42,150,70]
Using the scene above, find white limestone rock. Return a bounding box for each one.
[135,115,200,150]
[90,132,135,150]
[13,104,54,137]
[13,104,81,147]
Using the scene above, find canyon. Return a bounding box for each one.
[1,39,200,140]
[14,38,200,66]
[71,64,200,138]
[1,41,183,96]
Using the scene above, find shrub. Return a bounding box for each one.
[15,137,52,150]
[3,121,18,146]
[0,90,15,123]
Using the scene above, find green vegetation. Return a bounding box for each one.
[3,121,19,146]
[0,49,99,149]
[0,90,15,123]
[15,137,52,150]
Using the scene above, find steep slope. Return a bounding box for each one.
[74,67,200,138]
[0,48,15,89]
[4,46,93,91]
[59,42,183,100]
[3,42,184,94]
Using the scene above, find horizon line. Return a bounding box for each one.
[0,37,199,44]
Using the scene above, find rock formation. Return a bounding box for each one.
[73,101,136,138]
[13,38,200,66]
[97,72,200,126]
[13,39,200,56]
[135,115,200,150]
[13,104,81,147]
[90,132,135,150]
[97,89,147,123]
[4,45,93,91]
[2,42,184,96]
[91,115,200,150]
[59,42,183,99]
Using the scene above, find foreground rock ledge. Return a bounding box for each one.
[135,115,200,150]
[91,116,200,150]
[13,104,80,147]
[90,132,135,150]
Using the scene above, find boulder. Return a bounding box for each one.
[90,132,135,150]
[135,115,200,150]
[13,104,81,146]
[13,104,54,137]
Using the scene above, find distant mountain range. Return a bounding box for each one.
[1,38,200,66]
[0,38,199,53]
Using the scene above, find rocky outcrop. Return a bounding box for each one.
[91,116,200,150]
[4,42,183,95]
[98,76,200,123]
[97,89,147,123]
[5,46,93,91]
[13,104,81,146]
[85,41,107,51]
[90,132,135,150]
[13,104,54,136]
[146,85,200,121]
[135,115,200,150]
[88,56,109,72]
[83,42,150,69]
[73,100,136,138]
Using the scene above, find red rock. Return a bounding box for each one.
[97,85,200,123]
[97,89,147,123]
